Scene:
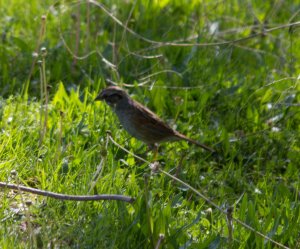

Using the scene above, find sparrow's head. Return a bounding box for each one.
[95,86,129,107]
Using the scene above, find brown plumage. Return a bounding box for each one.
[95,86,214,153]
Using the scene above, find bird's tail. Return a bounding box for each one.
[175,132,215,153]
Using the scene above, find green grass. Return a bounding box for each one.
[1,0,300,248]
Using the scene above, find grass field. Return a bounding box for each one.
[0,0,300,248]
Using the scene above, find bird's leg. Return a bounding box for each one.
[147,143,159,161]
[173,151,187,180]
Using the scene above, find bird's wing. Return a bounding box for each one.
[132,101,177,143]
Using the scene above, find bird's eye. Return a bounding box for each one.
[106,93,122,103]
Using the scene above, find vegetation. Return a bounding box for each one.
[0,0,299,248]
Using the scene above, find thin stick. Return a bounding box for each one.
[159,169,289,249]
[89,0,300,48]
[0,182,135,203]
[24,15,47,96]
[107,135,290,249]
[155,234,165,249]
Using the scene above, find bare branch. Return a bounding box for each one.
[107,135,290,249]
[89,0,300,48]
[0,182,135,203]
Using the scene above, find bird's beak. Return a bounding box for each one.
[94,93,104,101]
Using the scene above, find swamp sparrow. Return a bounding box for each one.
[95,86,214,153]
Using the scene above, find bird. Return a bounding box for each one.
[95,86,215,153]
